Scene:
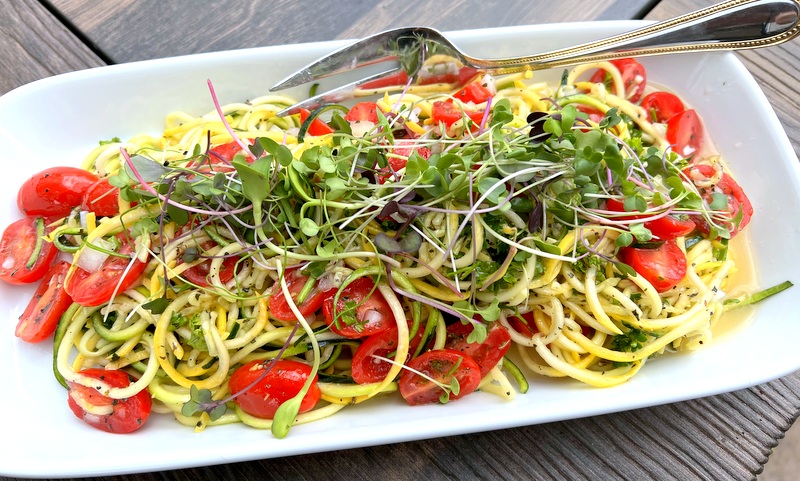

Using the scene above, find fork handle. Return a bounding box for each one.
[469,0,800,71]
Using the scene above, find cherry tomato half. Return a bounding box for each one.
[209,139,252,163]
[180,241,239,288]
[229,359,320,419]
[298,108,334,136]
[640,91,685,123]
[666,109,704,158]
[589,58,647,103]
[67,368,152,433]
[399,349,482,406]
[378,140,432,184]
[185,140,255,178]
[344,102,381,124]
[684,163,753,238]
[81,177,120,217]
[431,101,486,129]
[575,104,606,125]
[0,217,58,285]
[452,82,492,104]
[322,277,394,338]
[269,269,326,322]
[18,166,99,217]
[65,234,147,307]
[507,311,537,338]
[605,198,696,241]
[359,67,476,90]
[618,240,687,292]
[350,325,426,384]
[443,321,511,378]
[16,261,73,343]
[359,70,410,90]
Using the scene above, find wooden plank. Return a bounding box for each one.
[0,0,104,95]
[48,0,652,63]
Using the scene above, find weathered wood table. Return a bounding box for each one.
[2,0,799,479]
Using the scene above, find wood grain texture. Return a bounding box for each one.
[0,0,104,95]
[47,0,652,63]
[2,1,800,480]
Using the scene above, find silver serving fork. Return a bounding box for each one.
[270,0,800,116]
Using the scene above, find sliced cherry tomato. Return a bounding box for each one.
[269,269,326,322]
[15,261,73,343]
[666,109,704,158]
[618,240,687,292]
[507,311,537,338]
[181,242,239,288]
[443,321,511,378]
[389,142,431,171]
[18,166,99,217]
[452,82,491,104]
[456,67,481,86]
[65,234,147,307]
[393,140,432,156]
[298,108,335,136]
[360,70,409,90]
[344,102,381,124]
[209,139,252,163]
[378,140,432,183]
[67,368,152,433]
[418,71,460,85]
[187,139,255,175]
[0,217,58,285]
[229,359,320,419]
[322,277,394,338]
[431,101,485,128]
[399,349,482,406]
[589,58,647,102]
[640,91,685,123]
[605,198,696,241]
[80,177,120,217]
[639,215,696,241]
[575,104,605,125]
[350,325,425,384]
[684,163,753,238]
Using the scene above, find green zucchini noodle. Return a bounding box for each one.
[49,57,755,432]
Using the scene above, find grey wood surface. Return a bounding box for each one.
[2,1,800,480]
[0,0,103,95]
[46,0,654,63]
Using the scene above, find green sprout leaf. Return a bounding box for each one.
[629,223,653,242]
[271,397,302,439]
[477,177,508,205]
[142,297,170,314]
[182,385,227,421]
[300,218,320,237]
[709,192,729,211]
